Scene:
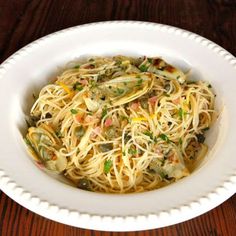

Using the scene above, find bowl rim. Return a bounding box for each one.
[0,20,236,231]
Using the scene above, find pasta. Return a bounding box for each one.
[24,56,215,193]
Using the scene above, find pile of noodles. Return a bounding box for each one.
[25,56,215,193]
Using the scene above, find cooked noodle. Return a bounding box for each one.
[25,56,215,193]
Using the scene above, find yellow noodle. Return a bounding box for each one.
[25,56,215,193]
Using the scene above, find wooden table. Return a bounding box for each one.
[0,0,235,235]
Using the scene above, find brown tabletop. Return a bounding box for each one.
[0,0,236,235]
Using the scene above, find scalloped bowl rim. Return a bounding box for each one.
[0,21,235,231]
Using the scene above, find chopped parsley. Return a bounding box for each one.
[159,134,170,143]
[147,58,153,63]
[73,82,83,91]
[104,160,113,174]
[144,131,154,140]
[89,79,97,88]
[121,115,129,121]
[101,106,108,119]
[139,64,148,72]
[208,84,212,88]
[179,138,183,145]
[70,109,78,114]
[56,130,63,138]
[116,87,125,95]
[24,138,31,145]
[73,64,80,69]
[136,78,143,86]
[159,171,166,179]
[178,108,184,119]
[128,148,137,155]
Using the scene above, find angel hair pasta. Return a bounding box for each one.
[24,56,215,193]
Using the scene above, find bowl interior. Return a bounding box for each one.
[0,23,235,222]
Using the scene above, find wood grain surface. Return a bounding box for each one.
[0,0,235,235]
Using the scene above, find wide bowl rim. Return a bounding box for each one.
[0,21,235,231]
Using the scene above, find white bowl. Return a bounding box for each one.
[0,21,235,232]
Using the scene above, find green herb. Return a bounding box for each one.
[70,109,78,114]
[122,151,126,156]
[104,160,113,174]
[89,79,97,88]
[123,82,127,86]
[208,84,212,88]
[89,58,95,62]
[55,130,63,138]
[139,64,148,72]
[116,88,125,95]
[179,138,183,145]
[121,115,129,121]
[136,78,143,86]
[144,131,154,140]
[24,138,31,145]
[101,106,108,119]
[128,148,137,155]
[147,58,153,63]
[176,75,180,80]
[159,134,170,143]
[159,171,166,179]
[74,64,80,69]
[178,108,184,119]
[73,82,83,91]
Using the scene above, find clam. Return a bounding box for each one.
[84,73,155,111]
[26,124,67,173]
[141,58,186,84]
